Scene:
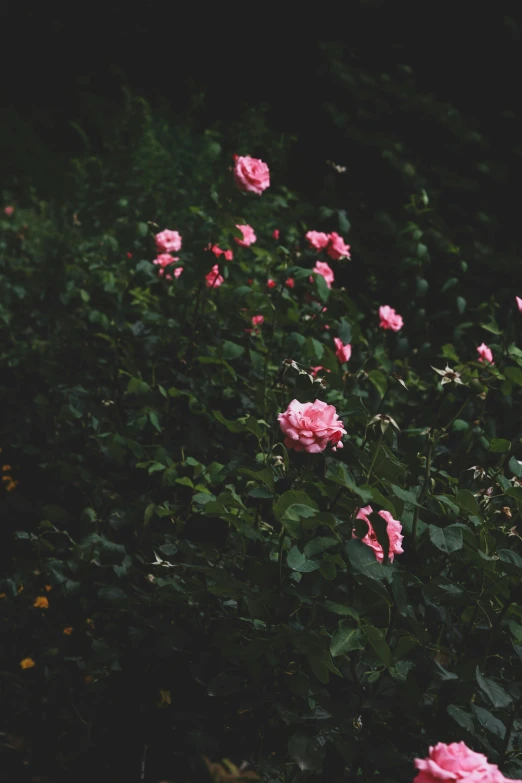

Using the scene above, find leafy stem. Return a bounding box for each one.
[412,432,434,551]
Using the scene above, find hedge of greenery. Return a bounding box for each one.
[2,80,522,783]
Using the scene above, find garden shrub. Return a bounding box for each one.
[1,90,522,783]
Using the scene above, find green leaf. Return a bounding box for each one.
[315,272,330,304]
[476,666,512,708]
[323,601,360,619]
[481,320,502,335]
[428,525,464,553]
[489,438,511,453]
[288,733,325,772]
[98,586,127,601]
[361,625,392,667]
[368,369,388,399]
[149,411,162,432]
[369,511,390,564]
[471,704,506,739]
[504,366,522,386]
[212,410,245,433]
[237,466,275,493]
[325,462,373,503]
[137,222,148,237]
[287,547,306,570]
[506,487,522,504]
[447,705,475,733]
[498,549,522,571]
[509,457,522,478]
[390,484,421,507]
[221,340,245,361]
[457,489,482,518]
[330,621,365,656]
[338,318,352,344]
[304,537,338,558]
[344,539,386,581]
[273,491,318,521]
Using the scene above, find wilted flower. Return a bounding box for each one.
[431,364,465,385]
[467,465,486,480]
[369,413,400,434]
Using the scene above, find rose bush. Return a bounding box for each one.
[1,91,522,783]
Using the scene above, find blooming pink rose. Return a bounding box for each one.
[285,278,295,288]
[235,224,257,247]
[311,366,331,377]
[205,264,224,288]
[223,249,233,261]
[517,296,522,312]
[4,206,14,217]
[353,506,404,563]
[414,742,512,783]
[210,244,223,257]
[379,305,404,332]
[477,343,494,365]
[306,230,330,251]
[173,267,183,278]
[153,253,179,268]
[327,232,351,260]
[251,315,264,326]
[278,399,346,454]
[334,337,352,363]
[273,229,280,240]
[267,279,277,289]
[310,260,335,289]
[155,229,182,253]
[234,155,270,195]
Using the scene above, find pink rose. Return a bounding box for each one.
[414,742,512,783]
[155,229,182,253]
[210,244,223,257]
[223,249,234,261]
[267,279,277,289]
[273,229,280,240]
[251,315,264,326]
[327,232,351,260]
[285,278,295,288]
[306,231,330,251]
[173,267,183,278]
[234,155,270,195]
[477,343,494,365]
[278,398,346,454]
[379,305,404,332]
[311,366,331,377]
[153,253,179,268]
[311,260,335,289]
[334,337,352,363]
[516,296,522,312]
[354,506,404,563]
[205,264,224,288]
[235,224,257,247]
[4,206,14,217]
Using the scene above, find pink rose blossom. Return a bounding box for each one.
[267,279,277,289]
[273,229,280,240]
[173,267,183,278]
[334,337,352,363]
[153,253,179,268]
[235,224,257,247]
[306,231,330,251]
[4,206,14,217]
[516,296,522,312]
[210,244,223,257]
[223,249,233,261]
[278,398,346,454]
[205,265,224,288]
[477,343,494,364]
[311,366,331,377]
[323,324,330,330]
[155,229,182,253]
[326,232,351,260]
[414,742,513,783]
[379,305,404,332]
[285,278,295,288]
[251,315,264,326]
[234,155,270,195]
[354,506,404,563]
[311,260,335,289]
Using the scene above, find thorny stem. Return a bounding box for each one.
[412,433,434,551]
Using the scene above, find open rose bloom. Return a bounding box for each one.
[354,506,404,562]
[205,265,224,288]
[155,229,182,253]
[306,231,330,251]
[311,260,335,288]
[235,224,257,247]
[414,742,516,783]
[379,305,404,332]
[234,155,270,195]
[278,399,346,453]
[326,232,351,260]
